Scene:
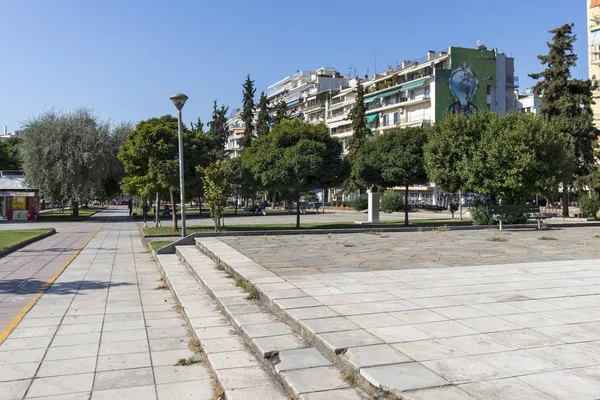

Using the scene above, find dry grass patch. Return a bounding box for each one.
[342,369,360,385]
[174,356,196,366]
[235,276,260,300]
[487,237,508,242]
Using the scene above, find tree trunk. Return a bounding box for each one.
[459,189,463,221]
[234,196,238,216]
[272,191,276,210]
[562,189,569,218]
[72,201,79,217]
[404,184,409,226]
[170,188,178,232]
[296,194,301,229]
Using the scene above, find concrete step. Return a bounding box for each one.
[195,238,451,399]
[155,254,288,400]
[173,245,369,400]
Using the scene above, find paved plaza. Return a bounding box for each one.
[222,227,600,275]
[0,208,213,399]
[200,228,600,399]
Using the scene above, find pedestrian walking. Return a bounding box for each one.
[142,201,149,227]
[128,199,133,216]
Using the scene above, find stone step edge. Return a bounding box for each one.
[174,246,371,400]
[155,254,289,400]
[193,239,397,399]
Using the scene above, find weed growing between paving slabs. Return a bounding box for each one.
[174,357,197,366]
[235,276,260,300]
[487,237,508,242]
[539,237,558,241]
[342,369,360,385]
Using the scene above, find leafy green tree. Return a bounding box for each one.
[240,74,256,148]
[380,191,404,213]
[207,101,229,158]
[226,157,258,214]
[256,92,270,137]
[273,101,287,125]
[99,121,133,200]
[202,160,229,231]
[347,83,369,153]
[354,127,428,225]
[424,111,494,196]
[119,115,213,231]
[579,192,600,219]
[20,109,115,216]
[0,137,23,170]
[242,119,349,228]
[529,23,598,216]
[468,112,574,204]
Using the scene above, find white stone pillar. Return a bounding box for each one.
[368,191,380,223]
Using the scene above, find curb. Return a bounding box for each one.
[0,229,56,258]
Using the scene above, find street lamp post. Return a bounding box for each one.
[170,93,188,238]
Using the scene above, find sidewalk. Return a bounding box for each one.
[0,207,213,399]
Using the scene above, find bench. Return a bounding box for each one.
[488,205,552,231]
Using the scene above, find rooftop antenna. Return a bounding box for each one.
[476,40,481,48]
[373,50,381,75]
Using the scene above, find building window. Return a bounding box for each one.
[409,90,416,100]
[331,127,337,134]
[393,112,400,125]
[486,85,492,95]
[424,86,430,98]
[382,114,389,127]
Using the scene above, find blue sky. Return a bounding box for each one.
[0,0,588,132]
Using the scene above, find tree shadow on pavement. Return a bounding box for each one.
[0,280,134,295]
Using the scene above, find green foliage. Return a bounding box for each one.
[381,191,404,213]
[207,100,230,158]
[351,195,368,211]
[0,137,22,170]
[470,200,495,226]
[341,201,347,207]
[469,112,573,204]
[256,92,270,137]
[20,109,123,214]
[202,160,229,231]
[579,192,600,220]
[273,101,287,125]
[240,74,256,148]
[354,127,428,225]
[241,119,349,228]
[530,24,598,181]
[347,83,369,152]
[118,115,214,230]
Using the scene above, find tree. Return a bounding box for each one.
[240,74,256,148]
[100,121,133,200]
[273,101,287,125]
[424,111,493,196]
[20,109,116,216]
[529,23,598,216]
[468,112,574,204]
[242,119,349,228]
[256,92,270,137]
[202,160,229,231]
[354,128,428,226]
[347,83,370,154]
[0,137,23,170]
[119,115,213,232]
[207,101,230,158]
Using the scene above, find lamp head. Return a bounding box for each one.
[170,93,188,110]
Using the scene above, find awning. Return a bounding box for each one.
[364,87,402,103]
[287,99,300,107]
[593,31,600,46]
[365,113,378,123]
[329,103,346,112]
[400,78,426,91]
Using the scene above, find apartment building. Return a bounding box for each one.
[326,46,517,152]
[225,110,244,158]
[516,90,541,115]
[588,0,600,125]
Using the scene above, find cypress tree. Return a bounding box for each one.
[207,100,230,158]
[347,82,369,154]
[256,92,270,137]
[240,74,256,148]
[529,23,598,216]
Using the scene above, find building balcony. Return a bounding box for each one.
[592,51,600,65]
[590,17,600,32]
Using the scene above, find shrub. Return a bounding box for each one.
[380,191,404,213]
[351,195,368,211]
[470,200,495,225]
[579,192,600,220]
[341,201,347,207]
[333,201,340,207]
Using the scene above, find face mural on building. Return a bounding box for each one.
[448,64,479,115]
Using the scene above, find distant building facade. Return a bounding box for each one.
[588,0,600,126]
